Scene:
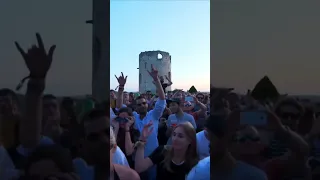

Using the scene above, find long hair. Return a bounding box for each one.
[162,122,199,172]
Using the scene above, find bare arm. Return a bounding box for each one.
[116,87,124,109]
[194,101,207,117]
[20,78,44,148]
[134,142,153,173]
[278,126,309,164]
[154,78,165,100]
[124,131,134,156]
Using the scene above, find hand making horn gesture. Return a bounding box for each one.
[15,33,56,80]
[147,64,159,81]
[115,72,127,86]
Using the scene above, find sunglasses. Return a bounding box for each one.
[137,102,147,106]
[86,129,109,142]
[232,135,260,143]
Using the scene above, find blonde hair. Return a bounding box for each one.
[162,122,199,172]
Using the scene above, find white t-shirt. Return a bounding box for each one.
[196,130,210,160]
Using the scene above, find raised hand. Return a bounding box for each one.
[125,116,135,130]
[15,33,56,79]
[115,72,127,86]
[147,64,159,81]
[192,95,199,104]
[140,121,154,141]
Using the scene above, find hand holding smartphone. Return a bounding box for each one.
[240,111,267,126]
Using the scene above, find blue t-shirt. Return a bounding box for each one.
[187,158,267,180]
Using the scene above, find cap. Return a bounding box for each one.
[166,98,181,105]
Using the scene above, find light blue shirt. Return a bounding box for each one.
[73,147,129,180]
[186,156,210,180]
[167,112,197,145]
[167,112,197,129]
[196,130,210,160]
[133,99,166,157]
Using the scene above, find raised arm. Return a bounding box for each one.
[147,65,166,120]
[15,33,55,148]
[134,122,154,172]
[115,72,127,109]
[193,95,207,117]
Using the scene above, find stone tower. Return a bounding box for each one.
[139,51,172,93]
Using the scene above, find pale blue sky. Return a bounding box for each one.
[110,1,210,92]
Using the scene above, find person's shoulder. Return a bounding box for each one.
[167,114,175,119]
[196,131,205,141]
[237,161,267,179]
[186,157,210,180]
[114,164,140,180]
[196,130,204,136]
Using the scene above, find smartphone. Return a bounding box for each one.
[185,96,193,102]
[115,117,129,123]
[240,111,267,126]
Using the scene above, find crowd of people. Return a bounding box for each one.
[1,32,320,180]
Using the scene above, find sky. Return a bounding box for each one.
[212,0,320,95]
[110,1,210,92]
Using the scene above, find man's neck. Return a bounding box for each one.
[212,152,236,172]
[176,109,184,117]
[139,113,146,120]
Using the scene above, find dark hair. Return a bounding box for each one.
[136,96,145,100]
[43,94,57,100]
[298,105,314,135]
[24,145,74,175]
[205,114,228,138]
[0,88,19,103]
[61,97,74,107]
[117,107,133,116]
[274,98,304,116]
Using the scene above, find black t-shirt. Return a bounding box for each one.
[149,146,191,180]
[117,127,140,168]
